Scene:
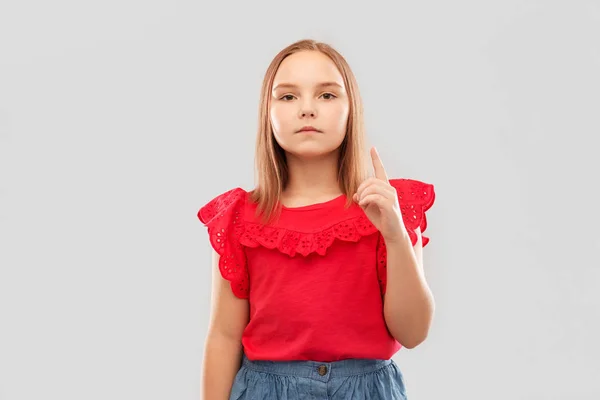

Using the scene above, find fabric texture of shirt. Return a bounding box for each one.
[197,178,435,362]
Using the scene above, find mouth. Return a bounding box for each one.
[297,126,321,133]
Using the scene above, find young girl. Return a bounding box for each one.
[197,39,436,399]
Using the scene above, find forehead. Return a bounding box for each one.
[273,51,344,87]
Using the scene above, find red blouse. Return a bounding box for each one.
[197,178,435,362]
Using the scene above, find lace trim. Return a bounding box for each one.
[239,214,378,257]
[391,178,435,247]
[376,234,388,294]
[377,179,436,294]
[198,188,249,299]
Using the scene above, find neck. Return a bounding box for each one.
[283,150,342,200]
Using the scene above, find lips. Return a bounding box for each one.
[297,126,320,133]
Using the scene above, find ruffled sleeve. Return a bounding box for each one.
[197,188,249,299]
[376,178,435,294]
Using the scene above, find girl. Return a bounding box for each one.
[197,39,436,399]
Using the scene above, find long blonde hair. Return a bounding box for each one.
[250,39,368,223]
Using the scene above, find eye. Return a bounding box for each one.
[280,94,295,101]
[320,92,337,100]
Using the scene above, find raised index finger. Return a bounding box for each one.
[370,146,389,181]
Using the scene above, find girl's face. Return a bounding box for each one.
[270,51,350,158]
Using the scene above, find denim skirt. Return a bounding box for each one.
[229,353,408,399]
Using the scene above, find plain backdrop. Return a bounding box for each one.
[1,1,599,399]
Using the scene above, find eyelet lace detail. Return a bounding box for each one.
[239,214,378,257]
[376,234,389,294]
[377,179,436,294]
[390,178,436,247]
[198,188,249,299]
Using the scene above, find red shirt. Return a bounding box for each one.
[197,178,435,362]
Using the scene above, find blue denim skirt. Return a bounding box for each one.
[229,353,408,399]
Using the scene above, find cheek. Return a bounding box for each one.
[269,104,288,135]
[329,102,350,130]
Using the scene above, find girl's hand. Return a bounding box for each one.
[353,147,408,244]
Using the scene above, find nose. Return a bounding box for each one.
[298,102,317,118]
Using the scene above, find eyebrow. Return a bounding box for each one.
[272,81,344,91]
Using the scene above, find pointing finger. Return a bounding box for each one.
[371,147,389,182]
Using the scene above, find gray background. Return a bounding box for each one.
[1,1,599,399]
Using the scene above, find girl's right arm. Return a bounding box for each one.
[201,250,249,399]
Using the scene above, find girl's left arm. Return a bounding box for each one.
[382,227,435,349]
[355,147,435,349]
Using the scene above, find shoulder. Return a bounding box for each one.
[388,177,436,246]
[197,187,250,226]
[388,177,434,196]
[196,187,252,299]
[388,178,435,208]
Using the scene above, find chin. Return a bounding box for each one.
[285,142,341,159]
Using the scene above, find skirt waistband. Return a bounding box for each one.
[241,354,393,379]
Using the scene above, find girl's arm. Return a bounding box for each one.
[202,251,249,399]
[383,227,435,349]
